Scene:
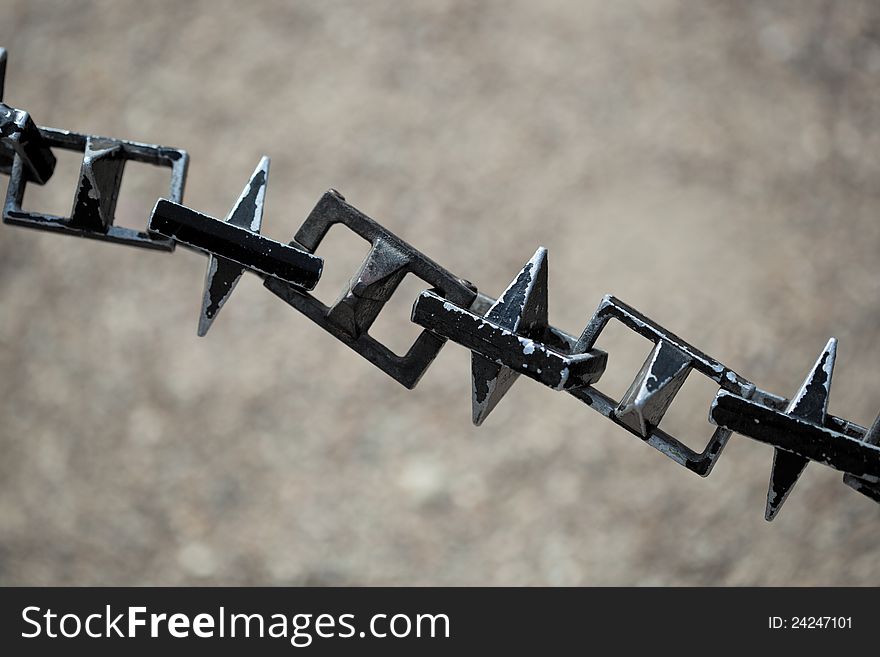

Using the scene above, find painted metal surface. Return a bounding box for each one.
[2,47,878,521]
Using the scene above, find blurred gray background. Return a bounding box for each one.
[1,0,879,585]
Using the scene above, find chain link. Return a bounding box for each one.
[2,47,878,521]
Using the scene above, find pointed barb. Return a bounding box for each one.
[766,448,810,521]
[348,238,411,298]
[197,157,270,336]
[471,247,549,426]
[765,338,837,520]
[485,247,548,333]
[69,137,125,232]
[326,238,410,338]
[615,341,692,437]
[785,337,836,422]
[471,357,519,426]
[227,155,270,231]
[197,256,247,337]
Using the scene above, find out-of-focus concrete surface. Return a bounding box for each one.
[1,0,879,585]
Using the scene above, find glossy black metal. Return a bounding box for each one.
[4,128,187,251]
[763,339,836,520]
[469,247,551,425]
[264,190,477,389]
[615,340,692,437]
[196,156,271,336]
[0,104,56,185]
[0,49,56,185]
[413,288,607,394]
[569,295,757,477]
[1,45,879,522]
[710,390,880,480]
[416,251,610,412]
[149,181,323,293]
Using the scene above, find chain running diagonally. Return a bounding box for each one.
[2,48,878,521]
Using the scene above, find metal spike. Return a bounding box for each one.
[4,42,880,520]
[614,341,692,437]
[765,337,837,520]
[198,156,270,336]
[765,449,810,521]
[69,137,125,232]
[472,247,548,425]
[786,337,836,422]
[325,237,410,338]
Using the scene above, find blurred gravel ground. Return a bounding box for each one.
[1,0,880,585]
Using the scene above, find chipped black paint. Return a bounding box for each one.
[0,102,55,184]
[195,158,272,336]
[2,45,878,522]
[228,168,265,230]
[721,339,836,520]
[0,45,55,182]
[472,362,491,403]
[150,199,322,289]
[413,289,607,392]
[615,341,691,437]
[264,191,477,389]
[573,295,738,476]
[68,137,126,232]
[3,127,185,251]
[468,247,550,425]
[710,391,880,479]
[789,350,831,421]
[767,450,809,519]
[645,343,689,393]
[72,174,102,230]
[204,259,239,319]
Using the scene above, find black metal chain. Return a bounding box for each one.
[2,47,878,521]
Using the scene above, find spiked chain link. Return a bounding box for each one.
[2,48,878,521]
